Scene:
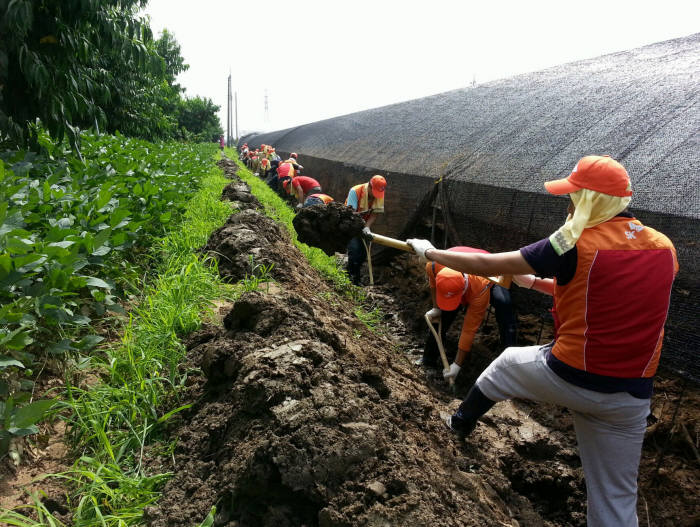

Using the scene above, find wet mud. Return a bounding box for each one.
[144,160,699,527]
[292,202,365,256]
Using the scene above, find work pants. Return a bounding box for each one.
[346,236,366,285]
[472,345,649,527]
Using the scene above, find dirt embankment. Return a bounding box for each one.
[144,159,699,527]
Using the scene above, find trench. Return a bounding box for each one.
[145,157,698,527]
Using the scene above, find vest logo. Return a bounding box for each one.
[625,221,644,239]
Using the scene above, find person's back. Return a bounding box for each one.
[551,216,677,381]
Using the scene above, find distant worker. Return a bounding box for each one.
[344,175,386,286]
[286,175,323,208]
[303,193,334,208]
[407,155,678,526]
[285,152,304,174]
[419,247,518,380]
[219,135,225,150]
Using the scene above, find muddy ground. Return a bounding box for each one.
[142,161,699,527]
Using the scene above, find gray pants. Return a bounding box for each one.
[475,345,650,527]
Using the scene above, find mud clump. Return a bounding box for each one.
[293,202,365,255]
[221,180,261,210]
[217,158,239,177]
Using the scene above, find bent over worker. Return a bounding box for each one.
[287,175,322,208]
[344,175,386,286]
[303,193,334,208]
[419,247,518,380]
[407,155,678,527]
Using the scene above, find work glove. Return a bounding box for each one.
[406,238,435,262]
[425,307,441,322]
[443,362,461,380]
[513,274,536,289]
[361,226,372,240]
[295,203,303,211]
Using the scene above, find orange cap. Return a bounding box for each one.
[370,175,386,199]
[544,155,632,197]
[435,268,466,311]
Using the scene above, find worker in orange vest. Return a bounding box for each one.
[344,175,386,285]
[407,155,678,526]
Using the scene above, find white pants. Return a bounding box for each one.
[475,345,650,527]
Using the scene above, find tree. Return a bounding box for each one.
[177,97,223,143]
[0,0,160,148]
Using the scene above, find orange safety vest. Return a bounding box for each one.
[552,217,678,378]
[345,183,384,220]
[307,193,334,204]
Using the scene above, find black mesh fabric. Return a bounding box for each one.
[241,34,700,382]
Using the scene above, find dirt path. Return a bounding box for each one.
[145,159,699,527]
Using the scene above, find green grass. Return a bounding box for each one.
[1,153,234,527]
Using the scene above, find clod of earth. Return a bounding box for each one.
[292,202,365,255]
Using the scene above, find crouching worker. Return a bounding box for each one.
[419,247,518,381]
[287,175,322,208]
[407,155,678,527]
[303,193,334,207]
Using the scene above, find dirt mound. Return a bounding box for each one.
[217,158,239,177]
[221,180,261,210]
[203,208,317,287]
[293,202,365,255]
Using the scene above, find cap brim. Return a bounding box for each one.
[436,293,461,311]
[544,178,581,195]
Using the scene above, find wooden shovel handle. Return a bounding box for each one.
[364,229,513,289]
[424,314,454,386]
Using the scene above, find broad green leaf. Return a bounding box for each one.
[0,356,25,369]
[13,399,54,428]
[85,276,111,289]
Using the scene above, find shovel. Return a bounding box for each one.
[362,228,512,288]
[424,314,456,391]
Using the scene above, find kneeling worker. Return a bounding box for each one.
[420,250,515,381]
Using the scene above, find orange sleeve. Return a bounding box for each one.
[457,288,490,353]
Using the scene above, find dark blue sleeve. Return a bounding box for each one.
[520,238,577,285]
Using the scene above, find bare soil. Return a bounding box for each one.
[293,202,365,256]
[143,163,700,527]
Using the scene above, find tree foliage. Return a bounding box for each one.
[0,0,159,147]
[177,97,223,143]
[0,1,221,147]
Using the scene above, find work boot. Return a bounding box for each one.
[444,414,477,440]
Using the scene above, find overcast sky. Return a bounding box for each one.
[141,0,699,137]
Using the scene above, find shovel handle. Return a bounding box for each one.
[364,229,513,290]
[424,314,455,386]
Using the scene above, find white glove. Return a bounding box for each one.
[513,274,536,289]
[295,203,302,210]
[361,226,372,240]
[406,238,435,262]
[443,362,461,380]
[425,307,441,321]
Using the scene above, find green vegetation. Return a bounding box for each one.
[0,133,221,457]
[0,1,221,148]
[1,149,232,526]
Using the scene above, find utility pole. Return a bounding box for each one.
[226,72,233,147]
